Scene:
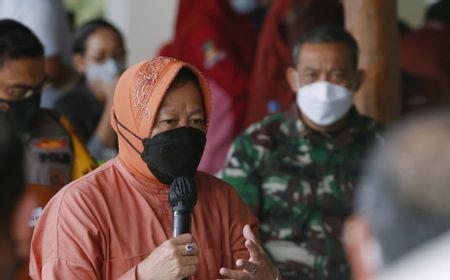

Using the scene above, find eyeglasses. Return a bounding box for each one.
[0,77,49,101]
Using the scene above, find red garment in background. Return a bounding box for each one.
[243,0,343,128]
[161,0,256,104]
[400,25,450,113]
[161,0,258,174]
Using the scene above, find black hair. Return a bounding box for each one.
[72,19,124,55]
[426,0,450,24]
[292,25,359,70]
[0,19,44,67]
[168,67,202,92]
[0,112,24,230]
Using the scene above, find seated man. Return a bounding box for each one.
[221,25,381,279]
[345,109,450,280]
[0,19,96,274]
[0,19,96,190]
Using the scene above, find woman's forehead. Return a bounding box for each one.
[158,80,204,112]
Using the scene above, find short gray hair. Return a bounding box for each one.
[356,109,450,267]
[292,24,359,70]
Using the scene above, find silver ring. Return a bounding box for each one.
[185,243,194,255]
[249,266,256,274]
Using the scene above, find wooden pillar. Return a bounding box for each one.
[344,0,401,124]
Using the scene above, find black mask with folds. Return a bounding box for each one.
[0,94,41,132]
[141,126,206,185]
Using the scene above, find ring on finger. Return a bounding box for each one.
[185,243,194,255]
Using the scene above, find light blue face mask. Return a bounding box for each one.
[230,0,257,14]
[85,58,125,84]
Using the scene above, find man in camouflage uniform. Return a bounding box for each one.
[221,25,381,280]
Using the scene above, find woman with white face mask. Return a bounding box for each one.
[55,19,126,163]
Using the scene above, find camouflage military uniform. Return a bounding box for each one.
[221,104,381,280]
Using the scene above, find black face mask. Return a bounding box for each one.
[0,94,40,131]
[141,127,206,184]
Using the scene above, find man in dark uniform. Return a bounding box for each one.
[0,19,96,274]
[0,19,96,190]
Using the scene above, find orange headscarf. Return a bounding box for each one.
[111,57,211,181]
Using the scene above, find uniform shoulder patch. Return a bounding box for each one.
[33,139,68,150]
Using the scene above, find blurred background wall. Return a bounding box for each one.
[104,0,177,65]
[398,0,439,27]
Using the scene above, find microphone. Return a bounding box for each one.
[169,178,197,280]
[168,177,197,237]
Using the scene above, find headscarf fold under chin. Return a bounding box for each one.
[110,57,211,182]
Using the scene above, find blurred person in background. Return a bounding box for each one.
[55,19,126,163]
[222,25,381,279]
[160,0,259,175]
[0,112,25,280]
[400,0,450,113]
[345,109,450,280]
[244,0,343,128]
[0,19,96,279]
[0,19,96,190]
[0,0,75,108]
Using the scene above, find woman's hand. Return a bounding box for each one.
[218,225,281,280]
[136,233,199,280]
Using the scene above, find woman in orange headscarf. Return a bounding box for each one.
[29,57,278,279]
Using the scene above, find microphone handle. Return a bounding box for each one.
[173,210,191,237]
[173,210,191,280]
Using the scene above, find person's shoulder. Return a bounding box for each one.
[36,161,115,222]
[53,160,116,201]
[242,112,285,135]
[350,110,383,131]
[34,108,63,127]
[57,80,91,102]
[228,112,288,154]
[36,108,77,133]
[56,95,86,115]
[348,111,384,146]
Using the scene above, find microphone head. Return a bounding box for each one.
[168,177,197,212]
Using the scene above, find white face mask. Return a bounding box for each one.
[85,58,124,84]
[296,81,353,126]
[230,0,257,14]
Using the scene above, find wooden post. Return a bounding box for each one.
[343,0,401,124]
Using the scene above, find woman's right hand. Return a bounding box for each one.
[136,233,199,280]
